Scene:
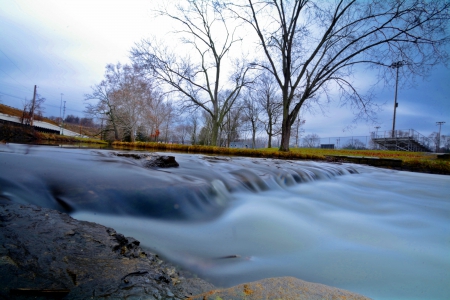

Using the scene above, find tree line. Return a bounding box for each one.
[85,0,449,151]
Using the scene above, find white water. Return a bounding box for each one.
[1,145,449,299]
[74,155,450,300]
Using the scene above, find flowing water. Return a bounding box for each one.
[1,144,449,300]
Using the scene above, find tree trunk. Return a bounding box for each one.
[279,118,291,151]
[113,125,119,141]
[111,118,119,141]
[267,120,273,148]
[130,126,136,142]
[252,131,256,149]
[211,120,220,147]
[251,120,256,149]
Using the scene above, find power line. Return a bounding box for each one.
[0,91,85,114]
[0,69,33,92]
[0,91,25,100]
[44,102,85,113]
[0,82,33,93]
[0,48,33,82]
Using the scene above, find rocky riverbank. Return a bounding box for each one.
[0,202,214,300]
[0,202,371,300]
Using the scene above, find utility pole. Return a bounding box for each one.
[30,85,37,126]
[375,126,380,137]
[436,121,445,153]
[60,93,63,134]
[61,101,66,135]
[390,61,405,138]
[374,126,381,149]
[60,93,63,120]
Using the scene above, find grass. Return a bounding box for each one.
[112,141,323,160]
[35,132,108,144]
[112,141,450,175]
[0,103,59,126]
[0,123,107,145]
[0,103,99,138]
[278,147,430,161]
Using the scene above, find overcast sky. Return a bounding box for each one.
[1,0,449,139]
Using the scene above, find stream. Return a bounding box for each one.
[0,144,449,300]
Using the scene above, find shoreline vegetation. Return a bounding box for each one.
[1,123,449,175]
[111,141,450,175]
[0,123,108,145]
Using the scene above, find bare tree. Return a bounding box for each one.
[428,132,441,152]
[242,90,261,148]
[113,65,148,142]
[131,0,252,146]
[221,106,242,147]
[161,101,176,143]
[85,63,162,142]
[85,65,123,140]
[231,0,450,151]
[198,111,213,145]
[173,122,193,144]
[342,138,366,150]
[441,134,450,152]
[292,113,305,148]
[189,113,200,145]
[302,133,320,148]
[252,72,282,148]
[21,94,45,126]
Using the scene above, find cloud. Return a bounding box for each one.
[1,0,448,137]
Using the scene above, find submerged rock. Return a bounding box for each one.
[114,152,179,168]
[188,276,372,300]
[143,155,179,168]
[0,203,214,299]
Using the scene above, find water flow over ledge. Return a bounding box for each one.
[1,144,449,300]
[0,144,357,220]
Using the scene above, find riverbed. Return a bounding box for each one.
[1,144,449,300]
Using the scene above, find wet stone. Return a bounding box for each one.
[114,152,180,168]
[143,155,179,168]
[188,277,372,300]
[0,203,215,300]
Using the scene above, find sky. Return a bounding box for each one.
[0,0,449,139]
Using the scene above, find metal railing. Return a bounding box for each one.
[371,129,432,152]
[372,129,431,146]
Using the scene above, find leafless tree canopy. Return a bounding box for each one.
[302,133,321,148]
[249,71,282,148]
[84,63,169,142]
[21,94,45,126]
[230,0,450,151]
[242,90,262,148]
[81,0,448,147]
[131,0,252,146]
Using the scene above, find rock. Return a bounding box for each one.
[0,203,372,300]
[114,152,180,168]
[188,276,372,300]
[143,156,179,168]
[0,203,214,300]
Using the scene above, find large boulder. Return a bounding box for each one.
[0,202,214,299]
[188,276,371,300]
